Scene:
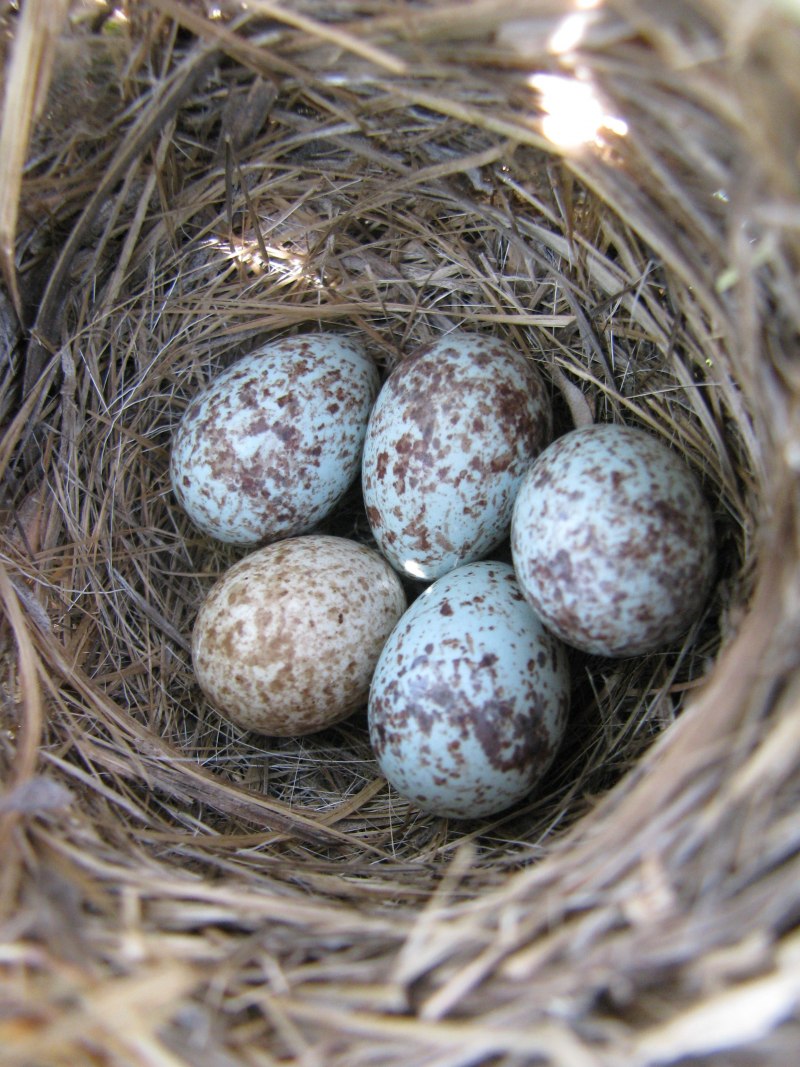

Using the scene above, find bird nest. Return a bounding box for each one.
[1,1,799,1063]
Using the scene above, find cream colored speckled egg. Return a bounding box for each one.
[191,535,408,736]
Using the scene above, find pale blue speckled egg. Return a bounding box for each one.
[362,332,552,581]
[368,561,570,819]
[511,424,717,657]
[171,333,379,544]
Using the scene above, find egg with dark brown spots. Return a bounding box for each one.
[511,424,717,657]
[192,535,407,736]
[368,561,570,818]
[362,332,552,581]
[171,333,379,545]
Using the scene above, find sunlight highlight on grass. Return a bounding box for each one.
[528,72,628,149]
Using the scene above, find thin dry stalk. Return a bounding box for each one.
[0,0,70,314]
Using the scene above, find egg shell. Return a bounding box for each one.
[192,535,408,736]
[511,423,717,657]
[362,332,552,581]
[171,333,379,544]
[368,561,570,819]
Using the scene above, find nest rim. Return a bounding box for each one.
[1,2,799,1064]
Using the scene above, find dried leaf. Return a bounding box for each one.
[551,364,595,428]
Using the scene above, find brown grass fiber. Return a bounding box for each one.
[0,1,799,1063]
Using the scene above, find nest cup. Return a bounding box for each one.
[1,2,799,1063]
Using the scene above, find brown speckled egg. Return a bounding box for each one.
[368,561,570,819]
[362,331,552,581]
[171,333,379,545]
[192,535,408,736]
[511,424,717,657]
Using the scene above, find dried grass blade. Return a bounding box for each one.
[0,0,70,316]
[244,0,409,74]
[0,561,45,905]
[632,931,800,1065]
[0,563,44,790]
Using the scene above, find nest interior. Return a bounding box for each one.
[1,1,799,1064]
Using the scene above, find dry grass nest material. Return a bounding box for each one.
[1,1,799,1064]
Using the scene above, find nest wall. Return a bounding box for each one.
[1,1,799,1064]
